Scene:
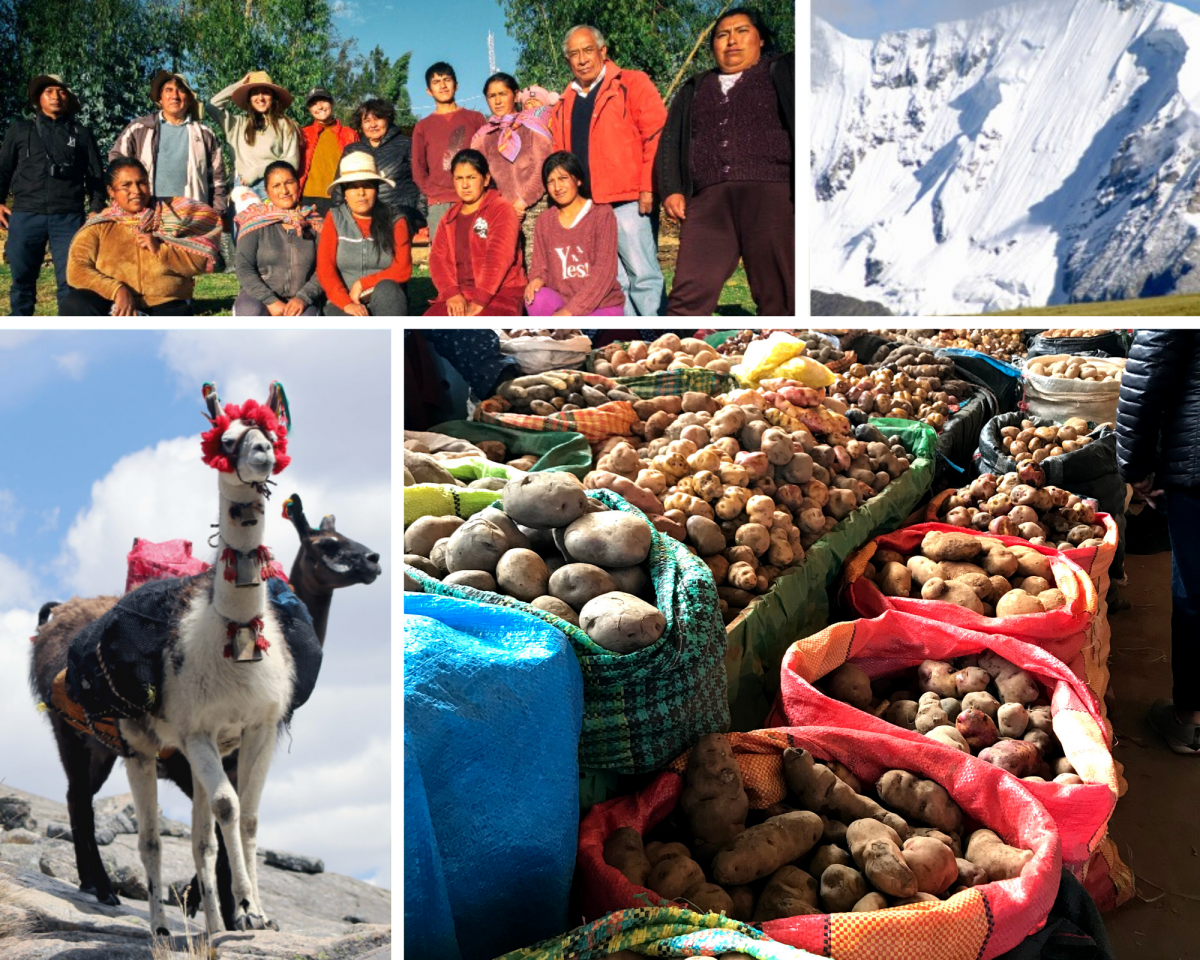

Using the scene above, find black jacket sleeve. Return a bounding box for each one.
[81,125,106,212]
[0,121,21,202]
[1116,329,1189,482]
[655,80,690,200]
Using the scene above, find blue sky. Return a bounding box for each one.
[0,330,391,887]
[816,0,1200,37]
[335,0,522,119]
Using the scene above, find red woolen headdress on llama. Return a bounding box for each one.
[200,381,292,474]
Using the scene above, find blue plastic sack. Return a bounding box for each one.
[404,594,583,960]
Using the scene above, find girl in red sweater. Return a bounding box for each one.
[424,149,527,317]
[524,151,625,317]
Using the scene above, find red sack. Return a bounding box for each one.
[842,522,1097,662]
[125,538,287,594]
[579,727,1063,960]
[772,610,1121,867]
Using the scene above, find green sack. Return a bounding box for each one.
[404,489,730,774]
[724,419,937,731]
[428,419,592,477]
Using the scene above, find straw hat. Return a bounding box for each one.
[230,71,294,111]
[328,152,394,190]
[27,74,81,114]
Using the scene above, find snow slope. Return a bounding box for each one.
[812,0,1200,314]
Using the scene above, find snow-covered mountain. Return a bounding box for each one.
[812,0,1200,314]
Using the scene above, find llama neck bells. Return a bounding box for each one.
[200,381,291,661]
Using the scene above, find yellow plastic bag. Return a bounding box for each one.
[773,355,836,388]
[735,332,806,386]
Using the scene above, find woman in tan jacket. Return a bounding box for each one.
[64,158,221,315]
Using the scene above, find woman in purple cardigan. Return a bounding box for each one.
[524,151,624,317]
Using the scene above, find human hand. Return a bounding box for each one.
[112,284,137,316]
[466,302,484,316]
[446,294,469,317]
[638,191,654,216]
[663,193,686,222]
[513,199,528,217]
[348,279,364,304]
[266,299,286,317]
[552,307,571,317]
[345,302,370,317]
[1132,475,1164,509]
[524,278,543,304]
[0,204,10,230]
[282,297,307,316]
[134,232,162,256]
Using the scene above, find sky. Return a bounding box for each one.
[815,0,1200,37]
[334,0,522,120]
[0,330,392,889]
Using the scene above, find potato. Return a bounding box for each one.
[846,819,917,898]
[681,734,750,858]
[921,578,985,614]
[579,592,666,653]
[494,548,549,602]
[645,841,691,866]
[995,589,1045,617]
[824,663,873,709]
[404,515,466,558]
[917,660,957,698]
[876,770,962,833]
[549,563,616,609]
[902,836,958,894]
[685,515,726,556]
[647,855,705,899]
[429,538,452,574]
[404,554,440,578]
[907,555,945,586]
[1039,588,1066,611]
[852,892,888,912]
[682,881,735,915]
[961,691,1000,720]
[809,844,855,878]
[502,473,590,529]
[920,531,982,562]
[445,519,509,574]
[603,827,651,886]
[605,564,651,599]
[956,709,999,750]
[561,511,653,568]
[1008,544,1053,580]
[926,725,970,753]
[955,667,990,696]
[753,865,821,921]
[978,739,1040,777]
[966,829,1033,882]
[443,569,497,591]
[474,507,532,551]
[820,863,869,913]
[879,561,912,597]
[530,594,580,625]
[712,811,824,885]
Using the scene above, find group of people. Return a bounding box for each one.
[0,8,794,317]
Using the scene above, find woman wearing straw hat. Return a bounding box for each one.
[206,70,302,200]
[316,151,412,316]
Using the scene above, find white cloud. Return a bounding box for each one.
[0,551,39,609]
[37,507,60,534]
[0,331,43,351]
[53,352,88,380]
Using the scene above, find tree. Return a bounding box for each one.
[328,45,417,131]
[496,0,794,100]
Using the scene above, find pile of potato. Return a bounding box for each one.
[829,344,976,433]
[862,529,1072,617]
[1041,328,1109,339]
[915,329,1026,363]
[404,440,527,488]
[936,463,1108,551]
[585,396,913,622]
[1024,358,1122,383]
[404,473,668,654]
[822,658,1083,784]
[592,333,732,377]
[603,734,1033,920]
[475,370,635,417]
[992,417,1102,467]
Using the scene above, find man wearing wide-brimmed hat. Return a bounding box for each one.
[298,87,358,217]
[205,70,302,200]
[110,70,229,216]
[0,74,105,315]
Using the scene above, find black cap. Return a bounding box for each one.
[305,87,333,107]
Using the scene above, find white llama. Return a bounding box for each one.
[118,382,294,935]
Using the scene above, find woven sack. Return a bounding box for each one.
[125,538,210,593]
[578,727,1063,960]
[772,611,1124,860]
[1020,356,1126,425]
[403,488,729,773]
[842,523,1097,662]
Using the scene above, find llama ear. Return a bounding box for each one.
[202,382,222,421]
[267,381,291,431]
[283,494,315,536]
[319,515,337,533]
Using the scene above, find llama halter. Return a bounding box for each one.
[200,381,292,493]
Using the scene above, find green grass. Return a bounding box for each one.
[1,259,758,316]
[986,292,1200,316]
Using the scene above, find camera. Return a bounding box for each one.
[47,162,73,179]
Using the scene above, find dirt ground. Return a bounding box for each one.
[1103,550,1200,958]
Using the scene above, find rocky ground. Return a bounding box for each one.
[0,785,390,959]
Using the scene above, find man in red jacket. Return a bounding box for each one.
[553,26,666,316]
[299,87,358,216]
